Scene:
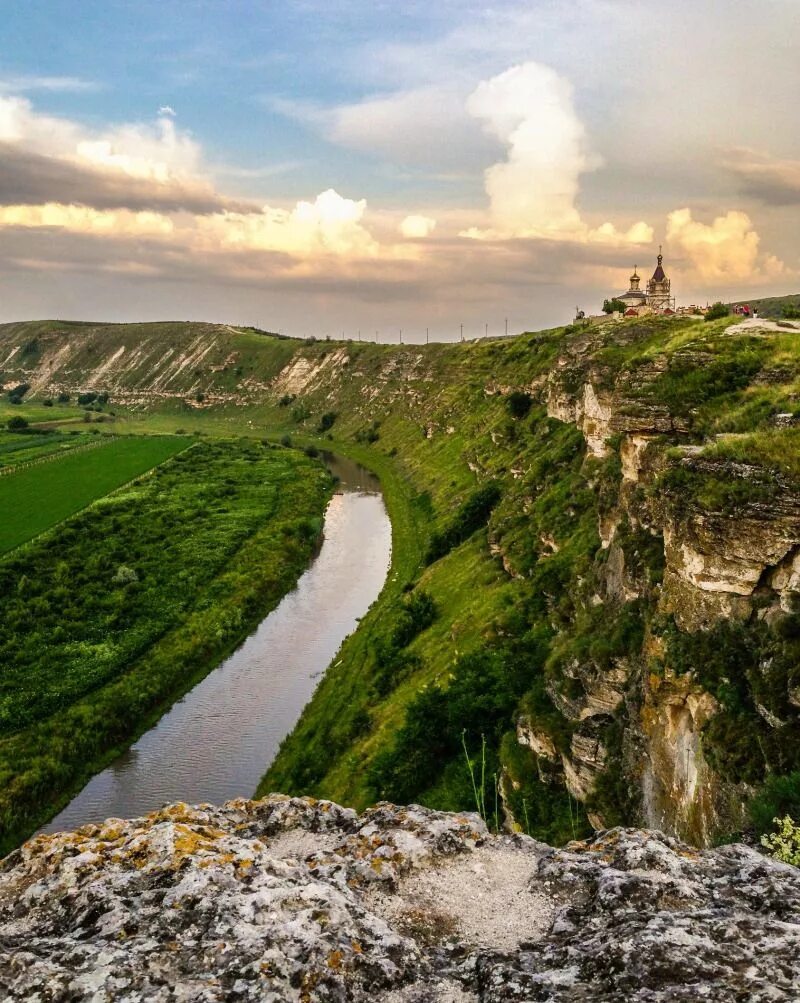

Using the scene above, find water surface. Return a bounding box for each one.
[43,453,391,832]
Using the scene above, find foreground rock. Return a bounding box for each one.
[1,797,798,1002]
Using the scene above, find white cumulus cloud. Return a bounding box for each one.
[666,208,786,282]
[199,189,379,259]
[464,62,651,246]
[400,215,437,238]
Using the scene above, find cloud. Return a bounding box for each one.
[400,214,436,238]
[666,208,786,282]
[0,75,98,94]
[0,97,259,215]
[198,189,380,259]
[464,62,651,245]
[324,85,499,172]
[722,148,800,206]
[0,143,254,214]
[158,105,177,117]
[0,96,202,184]
[0,203,173,236]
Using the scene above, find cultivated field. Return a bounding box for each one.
[0,434,188,554]
[0,429,102,470]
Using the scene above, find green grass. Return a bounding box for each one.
[0,434,187,553]
[0,430,98,469]
[0,439,331,849]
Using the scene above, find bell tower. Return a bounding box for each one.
[647,246,672,311]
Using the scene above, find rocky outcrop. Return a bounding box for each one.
[2,797,799,1002]
[639,669,745,846]
[536,325,800,845]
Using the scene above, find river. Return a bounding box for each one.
[43,453,391,832]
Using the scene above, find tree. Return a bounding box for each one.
[603,298,627,315]
[507,391,532,419]
[705,301,730,321]
[7,416,29,431]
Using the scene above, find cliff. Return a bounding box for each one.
[1,796,798,1002]
[3,314,800,848]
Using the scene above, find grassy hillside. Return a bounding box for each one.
[5,312,800,846]
[729,292,800,319]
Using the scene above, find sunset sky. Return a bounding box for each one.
[1,0,798,341]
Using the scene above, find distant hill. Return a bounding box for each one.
[729,292,800,318]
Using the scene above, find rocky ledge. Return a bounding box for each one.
[1,797,799,1002]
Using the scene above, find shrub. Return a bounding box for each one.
[356,421,380,444]
[57,392,70,403]
[368,645,527,804]
[111,565,139,585]
[304,444,319,458]
[602,298,627,315]
[7,383,30,403]
[291,403,311,423]
[705,301,730,321]
[280,434,292,448]
[7,416,29,432]
[391,590,437,649]
[42,399,53,407]
[782,304,800,320]
[761,816,800,866]
[278,394,295,407]
[426,481,502,563]
[318,411,337,433]
[507,391,532,419]
[77,392,97,406]
[750,772,800,835]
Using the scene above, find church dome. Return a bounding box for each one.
[651,252,667,282]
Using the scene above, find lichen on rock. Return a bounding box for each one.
[1,796,799,1001]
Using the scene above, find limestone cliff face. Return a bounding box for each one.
[2,796,798,1002]
[539,330,800,846]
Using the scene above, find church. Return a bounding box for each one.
[616,249,674,316]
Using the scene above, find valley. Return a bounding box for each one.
[2,312,800,851]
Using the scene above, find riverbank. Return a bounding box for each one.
[44,453,391,832]
[257,437,430,804]
[0,440,332,852]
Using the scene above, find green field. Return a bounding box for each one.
[0,429,101,470]
[0,435,188,554]
[0,439,331,848]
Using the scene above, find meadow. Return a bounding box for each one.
[0,439,331,848]
[0,434,188,554]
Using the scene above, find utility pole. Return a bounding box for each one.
[460,323,464,342]
[485,322,488,338]
[426,327,429,344]
[505,317,508,337]
[399,328,403,344]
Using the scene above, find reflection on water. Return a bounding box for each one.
[43,453,391,832]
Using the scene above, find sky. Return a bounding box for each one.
[0,0,798,341]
